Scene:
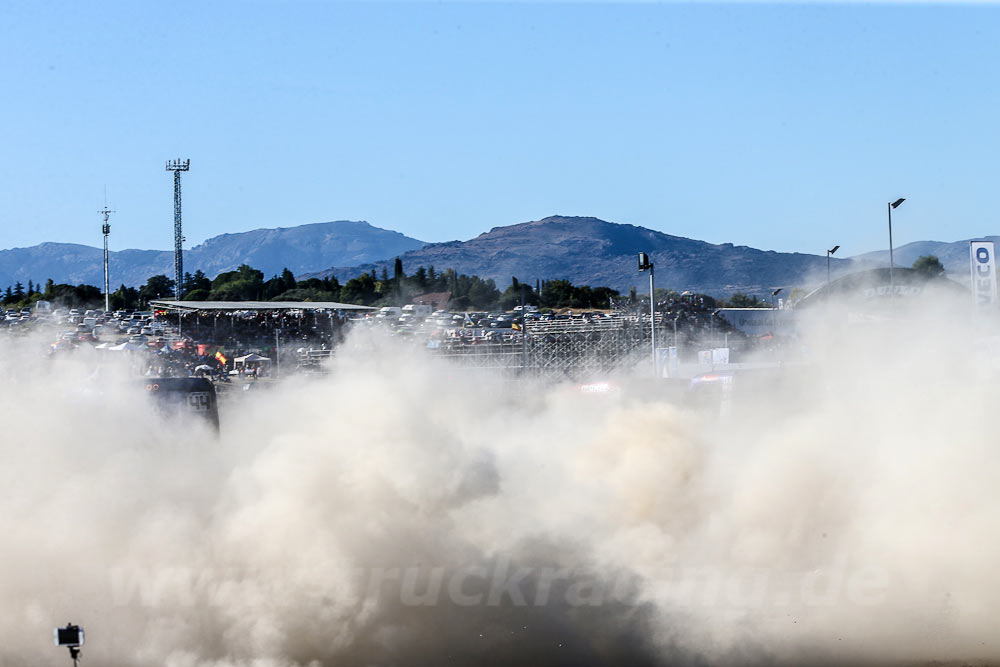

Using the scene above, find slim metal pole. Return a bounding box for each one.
[888,201,894,296]
[649,265,656,376]
[827,251,831,286]
[520,285,527,372]
[103,232,110,312]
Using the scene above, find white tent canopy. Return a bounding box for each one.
[107,341,145,351]
[234,353,270,364]
[233,353,272,376]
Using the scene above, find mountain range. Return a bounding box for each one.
[851,238,998,279]
[308,216,844,296]
[0,221,426,290]
[0,215,990,297]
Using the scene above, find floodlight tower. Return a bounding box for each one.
[165,159,191,300]
[100,206,114,312]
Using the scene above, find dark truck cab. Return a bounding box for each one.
[142,377,220,431]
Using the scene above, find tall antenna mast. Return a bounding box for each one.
[165,158,190,300]
[99,204,114,312]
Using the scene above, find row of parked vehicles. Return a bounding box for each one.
[3,305,185,350]
[4,303,151,327]
[372,305,523,329]
[45,308,161,336]
[369,303,613,331]
[2,307,34,323]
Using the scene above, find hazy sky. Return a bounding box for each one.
[1,1,997,257]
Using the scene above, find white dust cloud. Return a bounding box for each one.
[1,307,999,666]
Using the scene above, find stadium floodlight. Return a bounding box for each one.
[54,623,84,667]
[637,252,651,271]
[54,625,83,648]
[827,245,840,286]
[165,159,191,301]
[638,252,655,375]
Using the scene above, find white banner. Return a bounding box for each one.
[711,347,730,365]
[656,346,679,377]
[970,241,998,311]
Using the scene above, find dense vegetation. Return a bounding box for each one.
[0,260,627,312]
[911,255,946,279]
[12,253,940,312]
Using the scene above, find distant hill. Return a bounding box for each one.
[849,237,1000,281]
[0,221,426,288]
[7,214,993,298]
[307,215,848,297]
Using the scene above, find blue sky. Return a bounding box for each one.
[1,1,997,258]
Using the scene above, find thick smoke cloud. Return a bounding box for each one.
[2,307,999,666]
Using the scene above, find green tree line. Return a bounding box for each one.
[1,261,621,311]
[5,254,948,312]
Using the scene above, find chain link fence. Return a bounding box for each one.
[428,315,687,378]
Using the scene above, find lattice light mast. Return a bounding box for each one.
[100,205,114,312]
[165,159,190,300]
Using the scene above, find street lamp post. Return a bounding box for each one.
[826,245,840,286]
[274,328,281,377]
[638,252,655,375]
[888,198,905,295]
[771,288,783,334]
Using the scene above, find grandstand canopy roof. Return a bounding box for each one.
[150,300,375,312]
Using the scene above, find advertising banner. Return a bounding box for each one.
[970,241,998,311]
[711,347,730,365]
[656,346,679,377]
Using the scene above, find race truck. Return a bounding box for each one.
[141,377,220,431]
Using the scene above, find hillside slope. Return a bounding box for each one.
[0,221,426,288]
[312,215,842,296]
